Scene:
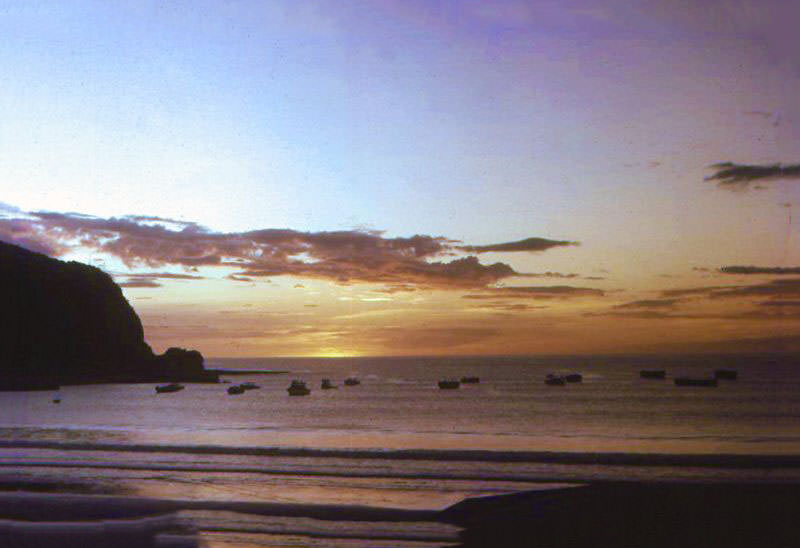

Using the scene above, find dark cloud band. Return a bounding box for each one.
[705,162,800,188]
[720,266,800,275]
[458,237,578,253]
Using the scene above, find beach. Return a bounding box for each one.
[1,355,799,546]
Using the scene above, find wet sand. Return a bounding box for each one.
[1,481,798,547]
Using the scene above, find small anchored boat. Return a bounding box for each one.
[438,379,460,389]
[460,376,480,384]
[227,385,245,395]
[321,378,337,389]
[640,370,666,379]
[240,382,260,390]
[344,377,361,386]
[155,383,184,394]
[565,373,583,383]
[288,380,311,396]
[545,375,566,386]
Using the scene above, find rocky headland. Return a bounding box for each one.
[0,240,218,389]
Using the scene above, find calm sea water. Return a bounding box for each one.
[2,354,799,546]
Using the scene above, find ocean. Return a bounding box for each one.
[2,354,799,546]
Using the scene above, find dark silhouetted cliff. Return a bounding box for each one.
[0,241,218,389]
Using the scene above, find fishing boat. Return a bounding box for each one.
[640,370,666,379]
[227,385,245,395]
[288,380,311,396]
[460,376,480,384]
[674,377,718,387]
[155,383,184,394]
[565,373,583,383]
[344,377,361,386]
[321,378,337,389]
[545,375,566,386]
[438,379,460,389]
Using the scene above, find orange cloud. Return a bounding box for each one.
[463,285,605,300]
[0,208,579,291]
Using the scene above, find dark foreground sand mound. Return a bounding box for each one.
[442,482,800,547]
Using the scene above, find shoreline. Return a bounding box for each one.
[3,438,800,468]
[0,482,797,547]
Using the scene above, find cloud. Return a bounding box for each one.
[374,284,418,294]
[517,271,579,279]
[458,237,578,253]
[661,279,800,300]
[660,285,728,298]
[708,278,800,299]
[114,271,204,288]
[586,306,800,322]
[226,274,253,282]
[118,272,205,281]
[705,162,800,188]
[614,298,680,309]
[584,310,681,320]
[0,207,578,291]
[463,285,605,300]
[118,280,162,288]
[470,301,549,312]
[720,266,800,275]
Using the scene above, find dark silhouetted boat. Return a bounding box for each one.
[52,398,61,404]
[545,375,566,386]
[674,377,718,387]
[565,373,583,383]
[227,385,245,395]
[155,383,184,394]
[714,369,738,380]
[438,379,460,389]
[240,382,260,390]
[344,377,361,386]
[460,376,480,384]
[640,370,666,379]
[321,378,337,389]
[288,380,311,396]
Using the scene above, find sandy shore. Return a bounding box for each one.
[0,481,798,547]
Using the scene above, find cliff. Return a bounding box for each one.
[0,240,218,389]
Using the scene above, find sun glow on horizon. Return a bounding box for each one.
[311,348,364,359]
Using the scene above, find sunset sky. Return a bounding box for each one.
[2,0,800,357]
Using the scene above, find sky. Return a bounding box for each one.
[1,0,800,357]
